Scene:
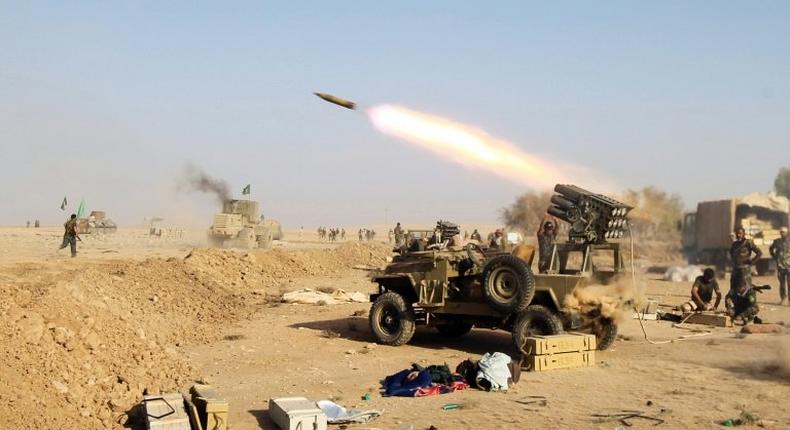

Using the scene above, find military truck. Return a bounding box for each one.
[76,211,118,234]
[369,184,632,353]
[681,193,789,275]
[208,199,282,249]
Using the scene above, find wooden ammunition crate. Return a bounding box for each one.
[681,312,732,327]
[523,332,596,355]
[523,350,596,371]
[190,384,229,430]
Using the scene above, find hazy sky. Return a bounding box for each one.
[2,1,789,228]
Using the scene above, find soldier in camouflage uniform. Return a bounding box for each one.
[58,214,80,257]
[725,273,760,324]
[729,226,762,293]
[537,220,558,273]
[769,226,790,306]
[393,222,404,247]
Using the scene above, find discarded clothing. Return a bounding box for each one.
[413,380,469,397]
[383,369,433,397]
[455,359,480,388]
[281,288,368,305]
[316,400,382,424]
[383,368,468,397]
[412,363,462,386]
[476,352,512,391]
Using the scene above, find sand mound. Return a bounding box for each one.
[0,242,390,429]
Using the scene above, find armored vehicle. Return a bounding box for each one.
[209,199,280,249]
[369,184,632,353]
[76,211,118,234]
[682,193,789,275]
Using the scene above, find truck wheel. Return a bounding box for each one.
[369,292,416,346]
[435,319,473,337]
[512,305,564,354]
[594,318,618,350]
[481,255,535,313]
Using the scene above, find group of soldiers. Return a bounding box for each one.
[317,226,345,241]
[681,226,790,324]
[359,228,377,241]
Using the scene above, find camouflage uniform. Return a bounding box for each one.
[726,286,759,323]
[729,238,761,292]
[537,231,556,273]
[769,235,790,302]
[59,218,78,257]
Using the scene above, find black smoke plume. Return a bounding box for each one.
[179,164,230,203]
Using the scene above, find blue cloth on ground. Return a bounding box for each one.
[383,369,432,397]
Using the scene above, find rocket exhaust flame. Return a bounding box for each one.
[366,104,610,191]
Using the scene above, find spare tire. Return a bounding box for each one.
[481,255,535,313]
[512,305,564,354]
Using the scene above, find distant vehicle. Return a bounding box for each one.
[681,193,789,275]
[368,185,632,353]
[76,211,117,234]
[208,199,282,249]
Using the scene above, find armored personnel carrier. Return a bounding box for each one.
[368,184,632,353]
[208,199,279,249]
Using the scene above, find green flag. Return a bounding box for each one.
[76,198,86,218]
[60,196,67,211]
[242,184,251,195]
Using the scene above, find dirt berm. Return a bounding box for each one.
[0,242,390,429]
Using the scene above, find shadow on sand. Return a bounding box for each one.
[248,409,278,429]
[289,316,517,356]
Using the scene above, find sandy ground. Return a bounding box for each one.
[187,272,790,430]
[2,226,789,429]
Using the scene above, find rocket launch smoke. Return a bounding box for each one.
[366,104,612,191]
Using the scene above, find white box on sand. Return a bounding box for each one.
[269,397,327,430]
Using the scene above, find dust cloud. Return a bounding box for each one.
[178,164,230,204]
[563,278,644,323]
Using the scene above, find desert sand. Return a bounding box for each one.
[1,226,788,429]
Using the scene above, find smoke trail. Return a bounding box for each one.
[366,104,612,191]
[178,164,230,204]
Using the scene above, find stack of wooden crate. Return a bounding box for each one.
[740,217,781,245]
[521,332,597,372]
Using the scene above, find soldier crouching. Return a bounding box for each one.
[725,271,761,324]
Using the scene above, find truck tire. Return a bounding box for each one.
[594,318,618,350]
[481,255,536,313]
[435,319,473,337]
[369,292,416,346]
[512,305,564,353]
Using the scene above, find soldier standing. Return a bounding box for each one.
[729,227,762,293]
[58,214,80,257]
[489,229,505,250]
[470,229,482,241]
[537,220,559,273]
[769,226,790,306]
[393,222,404,247]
